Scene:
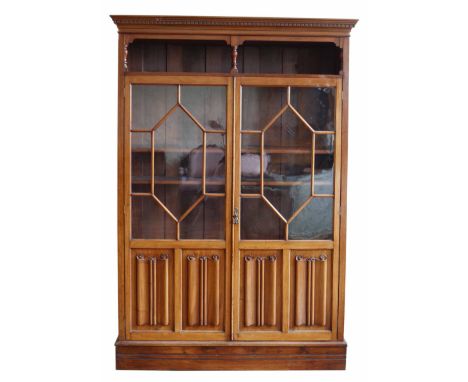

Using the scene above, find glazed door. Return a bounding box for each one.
[124,76,233,340]
[232,77,342,340]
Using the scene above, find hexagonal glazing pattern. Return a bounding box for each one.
[130,84,226,239]
[240,86,336,240]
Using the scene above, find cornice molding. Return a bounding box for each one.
[110,15,358,31]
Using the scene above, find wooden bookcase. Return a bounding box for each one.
[111,15,357,370]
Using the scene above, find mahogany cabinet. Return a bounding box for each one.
[111,15,357,370]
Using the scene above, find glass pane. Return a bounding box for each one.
[181,86,226,130]
[288,198,333,240]
[154,107,203,219]
[131,132,152,193]
[241,134,262,194]
[180,197,225,239]
[241,198,285,240]
[131,84,227,240]
[154,184,202,222]
[290,87,336,131]
[240,85,335,241]
[241,87,286,130]
[315,135,335,195]
[131,85,177,130]
[131,196,176,239]
[263,109,312,220]
[206,133,226,193]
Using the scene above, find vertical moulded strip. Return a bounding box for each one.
[149,257,154,326]
[307,258,312,326]
[265,256,277,326]
[199,256,205,325]
[174,248,182,332]
[161,254,169,326]
[203,256,208,326]
[187,255,198,326]
[244,256,255,327]
[321,255,328,326]
[282,249,290,333]
[151,257,157,326]
[212,255,220,326]
[295,256,306,326]
[136,255,149,326]
[311,258,316,326]
[256,257,263,326]
[260,257,265,326]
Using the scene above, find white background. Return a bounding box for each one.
[0,0,467,381]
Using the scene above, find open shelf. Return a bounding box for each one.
[126,39,342,75]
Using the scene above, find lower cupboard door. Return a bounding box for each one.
[128,249,229,340]
[235,249,335,341]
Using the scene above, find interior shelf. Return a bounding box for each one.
[132,176,331,187]
[132,147,332,155]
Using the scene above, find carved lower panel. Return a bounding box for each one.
[241,251,281,329]
[183,250,224,329]
[291,250,332,329]
[134,251,173,329]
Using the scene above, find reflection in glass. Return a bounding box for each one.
[288,198,333,240]
[290,87,335,131]
[241,134,262,194]
[132,195,176,239]
[206,133,226,193]
[180,197,225,239]
[131,85,177,130]
[263,109,312,220]
[241,198,285,240]
[181,86,226,130]
[314,135,334,195]
[241,87,286,130]
[131,132,152,193]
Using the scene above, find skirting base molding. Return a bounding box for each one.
[116,339,347,370]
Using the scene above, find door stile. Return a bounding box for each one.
[174,248,182,332]
[225,76,234,340]
[232,77,241,340]
[337,38,349,341]
[117,33,127,340]
[282,248,290,333]
[123,78,132,340]
[331,80,343,338]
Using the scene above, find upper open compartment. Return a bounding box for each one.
[127,40,232,73]
[126,39,342,75]
[238,41,341,74]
